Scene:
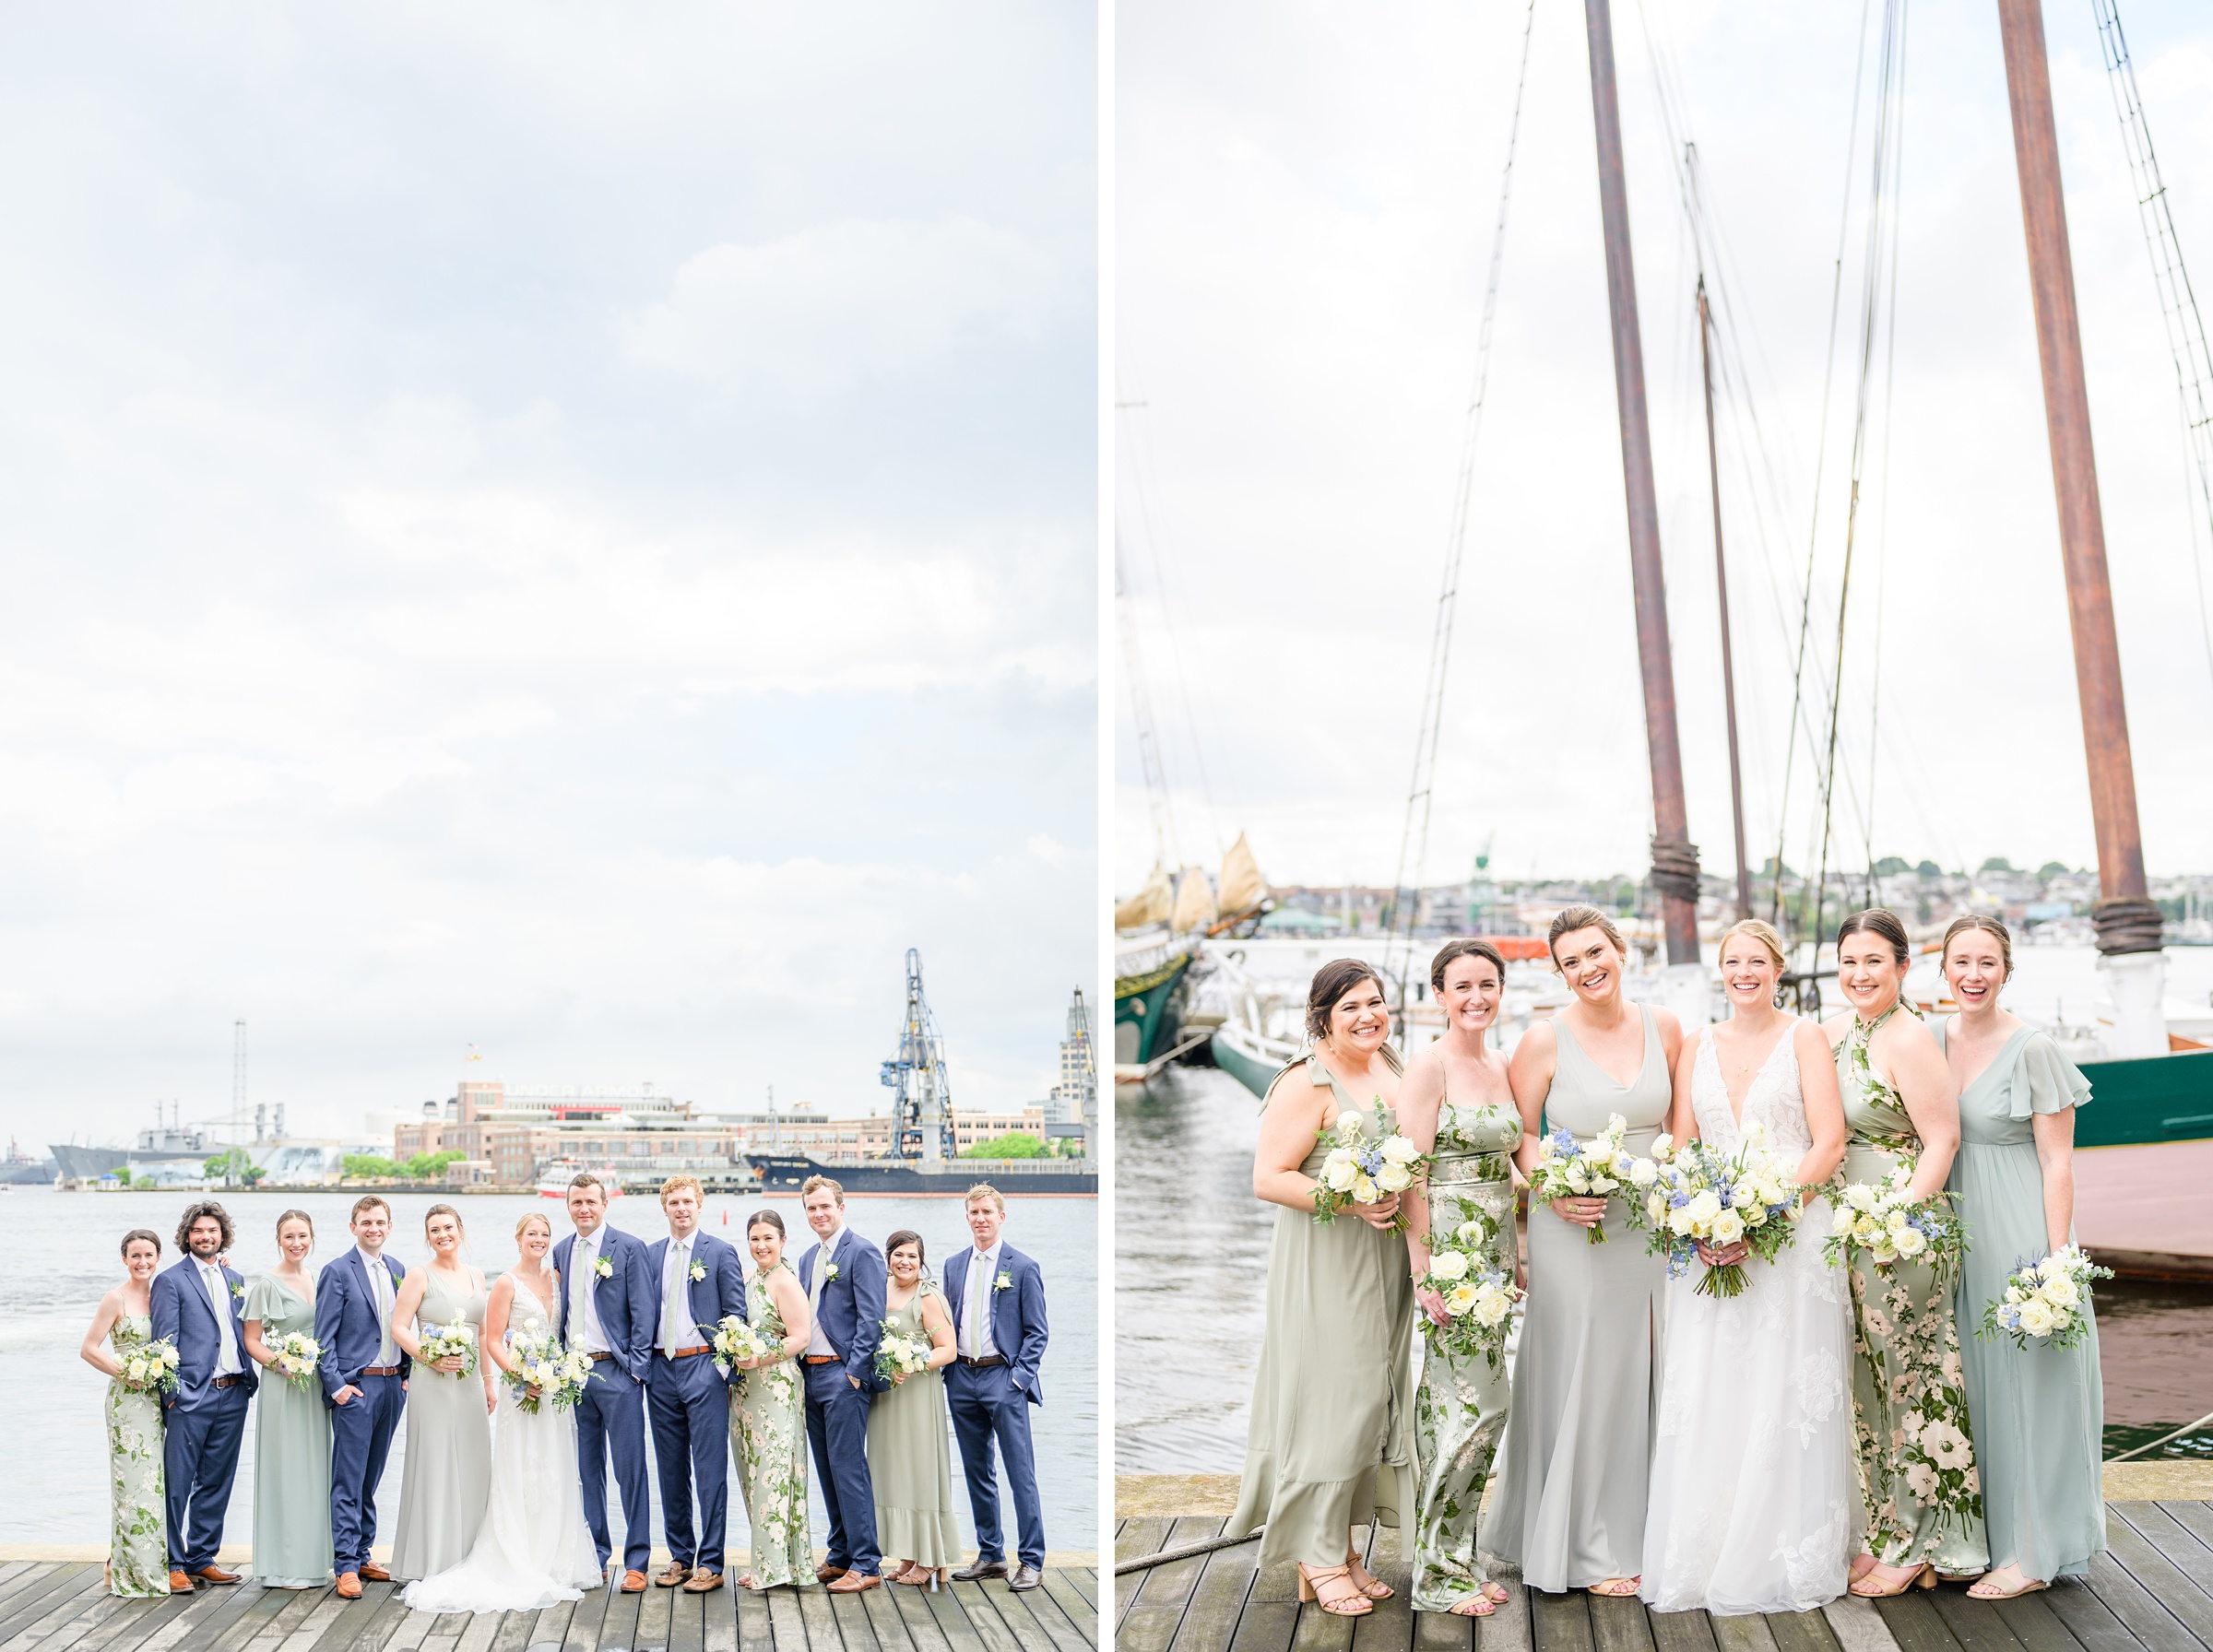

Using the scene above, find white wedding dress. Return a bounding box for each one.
[1640,1025,1856,1615]
[403,1278,604,1614]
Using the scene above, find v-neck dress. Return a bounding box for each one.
[243,1276,334,1587]
[1480,1005,1670,1591]
[1936,1020,2105,1582]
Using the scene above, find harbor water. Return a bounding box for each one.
[1117,945,2213,1473]
[3,1186,1095,1551]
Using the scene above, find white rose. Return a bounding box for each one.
[1428,1250,1470,1281]
[1853,1216,1884,1245]
[1742,1203,1768,1228]
[1651,1133,1675,1161]
[2038,1254,2067,1280]
[1686,1190,1722,1225]
[1711,1210,1745,1245]
[1628,1159,1658,1188]
[1350,1174,1379,1205]
[1565,1168,1591,1195]
[1323,1155,1358,1192]
[1831,1204,1855,1236]
[1892,1226,1927,1258]
[1648,1193,1668,1224]
[1473,1290,1511,1327]
[1375,1162,1413,1193]
[1668,1205,1698,1237]
[1381,1135,1422,1165]
[1886,1208,1911,1233]
[2017,1298,2057,1338]
[1447,1282,1478,1314]
[1845,1183,1876,1213]
[1456,1220,1488,1245]
[2043,1274,2079,1309]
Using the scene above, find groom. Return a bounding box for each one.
[943,1184,1049,1592]
[553,1172,657,1591]
[644,1174,746,1593]
[316,1196,409,1599]
[797,1175,887,1593]
[149,1200,256,1594]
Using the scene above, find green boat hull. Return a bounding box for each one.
[1116,952,1193,1068]
[1210,1028,1284,1099]
[2077,1051,2213,1146]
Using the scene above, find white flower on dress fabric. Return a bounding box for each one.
[1942,1349,1964,1385]
[1922,1421,1971,1469]
[1904,1462,1939,1500]
[1964,1468,1980,1493]
[1891,1373,1914,1403]
[1864,1306,1892,1339]
[1428,1250,1471,1281]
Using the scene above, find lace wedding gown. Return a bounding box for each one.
[403,1280,604,1613]
[1640,1026,1855,1614]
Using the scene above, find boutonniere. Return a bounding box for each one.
[690,1261,705,1282]
[824,1262,840,1282]
[594,1257,612,1279]
[994,1271,1012,1292]
[231,1280,246,1302]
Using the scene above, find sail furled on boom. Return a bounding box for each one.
[1116,865,1175,931]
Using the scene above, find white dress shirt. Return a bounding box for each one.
[356,1246,396,1367]
[199,1259,242,1375]
[659,1233,708,1355]
[568,1226,610,1355]
[961,1240,1005,1361]
[805,1226,846,1357]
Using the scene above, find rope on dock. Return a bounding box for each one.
[1114,1528,1261,1575]
[2107,1409,2213,1463]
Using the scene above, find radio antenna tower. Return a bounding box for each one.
[880,949,954,1162]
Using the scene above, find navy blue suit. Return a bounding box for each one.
[644,1232,747,1573]
[942,1243,1048,1569]
[553,1222,657,1575]
[314,1247,410,1575]
[149,1255,258,1571]
[799,1226,887,1575]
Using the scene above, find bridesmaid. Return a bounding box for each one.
[1480,904,1679,1599]
[868,1231,962,1586]
[389,1204,495,1581]
[1824,908,1989,1595]
[1399,939,1519,1618]
[79,1229,169,1597]
[728,1210,813,1592]
[1935,915,2104,1598]
[242,1211,335,1587]
[1226,959,1417,1621]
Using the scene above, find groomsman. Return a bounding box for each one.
[315,1196,409,1599]
[148,1201,257,1594]
[645,1175,746,1592]
[943,1184,1049,1592]
[553,1172,658,1591]
[797,1175,887,1593]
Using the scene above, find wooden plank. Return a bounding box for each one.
[667,1589,704,1652]
[1869,1593,1963,1652]
[1585,1595,1655,1652]
[1818,1598,1901,1652]
[307,1587,409,1652]
[487,1606,538,1652]
[562,1587,613,1652]
[0,1574,53,1613]
[1982,1590,2093,1652]
[276,1591,353,1652]
[69,1597,173,1652]
[598,1587,644,1652]
[243,1587,339,1652]
[916,1585,993,1652]
[2098,1512,2213,1646]
[1766,1611,1844,1652]
[378,1603,441,1652]
[0,1566,106,1646]
[1924,1587,2034,1652]
[2039,1581,2149,1652]
[1168,1538,1260,1652]
[127,1576,270,1652]
[1119,1523,1174,1630]
[2112,1504,2213,1604]
[964,1587,1058,1652]
[0,1570,67,1626]
[763,1585,811,1651]
[0,1585,128,1652]
[1709,1615,1781,1652]
[1037,1576,1097,1646]
[529,1602,578,1652]
[700,1586,737,1652]
[1120,1517,1225,1652]
[2160,1505,2213,1552]
[1058,1573,1096,1614]
[941,1584,1025,1652]
[1649,1605,1722,1652]
[858,1586,915,1652]
[829,1589,882,1652]
[796,1581,846,1652]
[1530,1591,1596,1652]
[1225,1599,1296,1652]
[2077,1553,2205,1652]
[635,1584,674,1652]
[1349,1526,1414,1652]
[1476,1582,1534,1652]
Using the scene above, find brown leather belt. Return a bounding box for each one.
[957,1355,1004,1368]
[588,1351,620,1362]
[210,1375,243,1388]
[803,1354,842,1365]
[659,1347,710,1360]
[361,1365,403,1377]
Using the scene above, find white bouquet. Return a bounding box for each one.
[269,1329,323,1393]
[1416,1230,1522,1371]
[1980,1245,2112,1351]
[707,1314,775,1373]
[417,1323,476,1378]
[1824,1153,1967,1288]
[1311,1100,1429,1231]
[873,1321,931,1384]
[1621,1124,1802,1296]
[118,1337,182,1396]
[502,1327,590,1414]
[1525,1113,1634,1245]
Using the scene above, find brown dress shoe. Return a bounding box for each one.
[168,1571,195,1596]
[358,1563,392,1583]
[335,1574,363,1600]
[621,1570,649,1593]
[827,1571,882,1594]
[815,1563,847,1584]
[656,1562,692,1587]
[683,1569,725,1594]
[195,1565,243,1586]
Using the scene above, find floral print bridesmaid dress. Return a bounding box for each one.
[731,1262,812,1587]
[106,1315,169,1597]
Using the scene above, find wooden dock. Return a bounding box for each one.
[0,1560,1098,1652]
[1113,1500,2213,1652]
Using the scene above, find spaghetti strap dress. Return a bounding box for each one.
[1935,1020,2104,1582]
[391,1268,493,1580]
[1836,1006,1988,1572]
[1228,1051,1417,1573]
[1480,1004,1670,1591]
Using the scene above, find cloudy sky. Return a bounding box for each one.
[1118,0,2213,896]
[0,5,1095,1147]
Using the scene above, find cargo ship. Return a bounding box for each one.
[744,1150,1095,1198]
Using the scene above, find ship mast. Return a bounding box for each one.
[1994,0,2168,1056]
[1582,0,1704,973]
[1697,279,1754,922]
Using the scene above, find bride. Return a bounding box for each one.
[1640,919,1855,1614]
[405,1212,603,1613]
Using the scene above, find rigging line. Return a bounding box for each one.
[1119,395,1227,856]
[2090,0,2213,702]
[1810,0,1907,947]
[1115,532,1182,871]
[1382,0,1537,995]
[1864,0,1909,903]
[1774,0,1877,937]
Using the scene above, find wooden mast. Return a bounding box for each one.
[1697,280,1753,922]
[1583,0,1701,964]
[1994,0,2167,1028]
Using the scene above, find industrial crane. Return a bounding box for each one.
[880,948,954,1162]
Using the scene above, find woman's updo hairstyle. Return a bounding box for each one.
[1546,903,1627,967]
[1942,914,2014,978]
[746,1210,786,1239]
[1835,907,1911,967]
[424,1202,464,1237]
[1717,917,1788,972]
[514,1211,552,1242]
[1305,959,1384,1042]
[120,1229,161,1260]
[1430,938,1508,995]
[275,1210,314,1243]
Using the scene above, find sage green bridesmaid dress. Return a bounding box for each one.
[1411,1081,1520,1613]
[732,1261,811,1587]
[1229,1053,1417,1574]
[866,1283,963,1571]
[390,1268,492,1581]
[243,1277,333,1587]
[1935,1020,2105,1581]
[105,1315,169,1597]
[1480,1004,1669,1592]
[1836,1006,1988,1572]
